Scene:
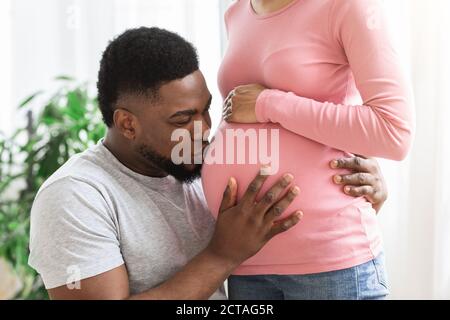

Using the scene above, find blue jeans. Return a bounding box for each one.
[228,253,389,300]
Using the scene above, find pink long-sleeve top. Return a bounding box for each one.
[201,0,414,275]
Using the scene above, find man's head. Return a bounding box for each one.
[97,27,212,183]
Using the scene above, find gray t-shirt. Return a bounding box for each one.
[28,141,226,299]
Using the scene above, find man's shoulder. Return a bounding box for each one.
[36,143,112,199]
[30,143,119,231]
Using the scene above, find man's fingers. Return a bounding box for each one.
[241,167,271,205]
[343,185,374,199]
[218,177,238,214]
[266,211,303,239]
[330,156,372,173]
[264,186,300,224]
[333,173,377,186]
[255,174,294,213]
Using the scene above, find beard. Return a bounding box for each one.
[138,144,202,184]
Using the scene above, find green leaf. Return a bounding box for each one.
[8,222,19,231]
[1,76,106,299]
[55,75,75,81]
[36,133,66,179]
[39,103,64,129]
[64,90,87,121]
[18,91,44,109]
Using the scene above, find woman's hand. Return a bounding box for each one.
[330,156,388,213]
[223,84,266,124]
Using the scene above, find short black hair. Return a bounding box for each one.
[97,27,199,127]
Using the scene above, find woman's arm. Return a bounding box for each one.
[257,0,414,161]
[227,0,415,161]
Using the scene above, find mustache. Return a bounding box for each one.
[139,143,203,184]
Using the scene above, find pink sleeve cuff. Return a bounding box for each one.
[255,89,286,123]
[255,89,271,123]
[255,89,310,124]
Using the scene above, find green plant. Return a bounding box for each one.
[0,76,106,299]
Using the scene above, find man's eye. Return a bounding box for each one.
[176,118,191,125]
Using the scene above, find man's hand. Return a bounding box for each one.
[48,167,302,300]
[330,156,388,213]
[207,168,303,265]
[223,84,266,124]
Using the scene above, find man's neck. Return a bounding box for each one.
[103,130,168,178]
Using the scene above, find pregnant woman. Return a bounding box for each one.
[201,0,414,299]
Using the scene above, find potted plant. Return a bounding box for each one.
[0,77,106,299]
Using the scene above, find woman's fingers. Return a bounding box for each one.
[222,98,232,113]
[330,156,375,173]
[333,172,377,186]
[264,186,301,224]
[343,185,374,199]
[330,156,387,210]
[333,171,384,205]
[225,89,236,102]
[223,91,235,121]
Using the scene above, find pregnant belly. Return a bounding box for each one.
[201,121,379,269]
[201,121,356,218]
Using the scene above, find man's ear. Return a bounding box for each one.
[113,109,138,140]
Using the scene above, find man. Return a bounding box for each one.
[28,27,388,300]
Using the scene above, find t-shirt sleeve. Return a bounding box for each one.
[28,177,124,289]
[255,0,415,161]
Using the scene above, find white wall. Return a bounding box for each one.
[0,0,12,135]
[2,0,225,135]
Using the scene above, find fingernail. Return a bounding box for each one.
[296,211,304,219]
[330,160,338,168]
[260,164,272,175]
[283,174,294,183]
[334,175,342,184]
[344,186,351,193]
[291,186,300,195]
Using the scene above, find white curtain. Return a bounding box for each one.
[375,0,450,299]
[0,0,13,135]
[1,0,225,135]
[1,0,449,299]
